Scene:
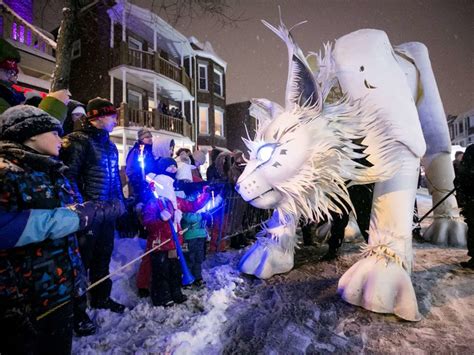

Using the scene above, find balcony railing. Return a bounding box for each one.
[112,42,194,94]
[118,103,193,140]
[0,5,56,58]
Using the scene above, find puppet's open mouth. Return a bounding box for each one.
[249,188,275,202]
[364,79,377,89]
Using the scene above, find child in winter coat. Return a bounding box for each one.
[139,158,211,306]
[0,105,121,353]
[181,198,208,287]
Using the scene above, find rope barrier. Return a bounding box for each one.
[36,238,172,321]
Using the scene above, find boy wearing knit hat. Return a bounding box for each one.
[61,97,126,316]
[0,39,70,121]
[0,38,25,112]
[0,105,124,352]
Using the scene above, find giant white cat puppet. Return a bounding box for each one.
[235,18,467,321]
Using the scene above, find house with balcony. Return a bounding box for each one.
[190,36,228,166]
[448,109,474,147]
[0,0,56,98]
[68,0,197,166]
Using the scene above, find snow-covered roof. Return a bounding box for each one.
[107,0,194,59]
[189,36,227,70]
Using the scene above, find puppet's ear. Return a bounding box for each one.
[250,98,284,123]
[262,19,319,110]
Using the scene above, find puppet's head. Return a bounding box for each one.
[236,18,398,223]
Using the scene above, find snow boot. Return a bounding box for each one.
[460,258,474,269]
[172,293,188,304]
[74,314,96,337]
[153,299,174,307]
[91,298,126,313]
[138,288,150,298]
[321,248,338,261]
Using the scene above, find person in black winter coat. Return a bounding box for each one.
[62,100,86,137]
[455,144,474,269]
[60,97,126,314]
[0,105,121,354]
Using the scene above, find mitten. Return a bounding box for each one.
[160,210,172,221]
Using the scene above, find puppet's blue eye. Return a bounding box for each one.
[257,144,276,164]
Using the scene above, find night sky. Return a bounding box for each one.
[170,0,473,116]
[38,0,473,115]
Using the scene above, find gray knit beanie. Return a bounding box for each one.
[137,128,152,141]
[0,105,63,143]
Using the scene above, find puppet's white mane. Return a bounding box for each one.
[246,81,399,229]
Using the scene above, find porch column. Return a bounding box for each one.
[180,93,184,117]
[122,128,127,165]
[153,29,157,52]
[180,42,184,67]
[110,18,114,48]
[110,75,114,104]
[189,56,194,79]
[122,7,126,42]
[122,69,127,103]
[190,99,194,123]
[153,78,157,108]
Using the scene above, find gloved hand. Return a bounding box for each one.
[160,210,172,221]
[68,201,104,230]
[98,198,126,223]
[174,210,183,226]
[115,198,139,238]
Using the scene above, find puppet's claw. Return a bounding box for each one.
[238,238,294,279]
[338,255,421,321]
[423,217,467,247]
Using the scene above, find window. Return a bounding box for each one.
[71,40,81,60]
[198,63,208,91]
[199,104,209,134]
[128,90,142,110]
[213,68,223,96]
[214,107,224,136]
[128,36,142,51]
[459,122,464,134]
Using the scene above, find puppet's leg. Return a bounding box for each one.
[238,210,296,279]
[398,41,467,246]
[338,147,421,321]
[422,152,467,246]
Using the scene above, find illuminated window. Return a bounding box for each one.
[199,104,209,134]
[214,107,224,136]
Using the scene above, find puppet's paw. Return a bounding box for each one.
[338,256,421,321]
[238,238,294,279]
[423,217,467,247]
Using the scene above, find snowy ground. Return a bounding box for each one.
[73,189,474,354]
